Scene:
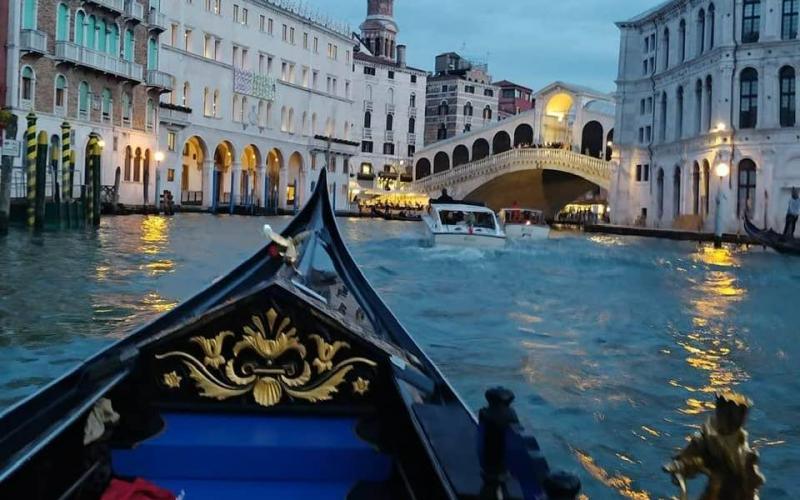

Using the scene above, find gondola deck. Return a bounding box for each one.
[744,216,800,256]
[0,171,573,500]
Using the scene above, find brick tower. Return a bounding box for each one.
[360,0,398,61]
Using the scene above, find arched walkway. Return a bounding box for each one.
[472,138,490,162]
[433,152,450,174]
[266,148,283,211]
[492,131,511,155]
[240,144,260,206]
[453,145,470,168]
[415,158,431,180]
[213,141,235,208]
[287,152,303,208]
[182,136,207,206]
[513,124,533,148]
[581,121,604,159]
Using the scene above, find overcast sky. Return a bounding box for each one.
[302,0,664,93]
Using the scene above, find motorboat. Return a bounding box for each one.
[499,209,550,240]
[0,171,579,500]
[422,202,507,248]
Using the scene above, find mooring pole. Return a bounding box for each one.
[35,131,47,230]
[92,139,101,226]
[61,122,71,226]
[51,136,60,214]
[0,111,17,236]
[25,113,37,229]
[85,136,97,226]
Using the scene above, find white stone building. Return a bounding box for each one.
[612,0,800,233]
[350,0,426,193]
[157,0,358,212]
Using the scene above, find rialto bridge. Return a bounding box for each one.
[413,82,618,216]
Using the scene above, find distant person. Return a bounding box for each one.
[435,189,454,203]
[784,188,800,239]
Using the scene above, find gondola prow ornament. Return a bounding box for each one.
[663,392,765,500]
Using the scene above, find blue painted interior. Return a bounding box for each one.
[112,413,392,496]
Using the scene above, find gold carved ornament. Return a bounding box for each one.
[155,308,377,407]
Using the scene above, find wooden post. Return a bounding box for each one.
[69,150,76,226]
[35,131,47,230]
[478,387,516,500]
[25,113,37,228]
[60,122,71,226]
[85,136,97,226]
[92,139,101,226]
[0,111,17,236]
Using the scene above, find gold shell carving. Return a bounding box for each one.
[156,308,376,408]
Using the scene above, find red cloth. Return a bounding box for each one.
[101,478,176,500]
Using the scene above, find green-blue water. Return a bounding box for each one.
[1,214,798,498]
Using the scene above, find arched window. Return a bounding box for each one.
[708,4,716,48]
[109,24,119,56]
[124,29,134,61]
[124,146,132,181]
[280,106,287,131]
[78,81,90,120]
[780,66,796,127]
[673,166,682,218]
[705,76,713,131]
[363,110,371,128]
[386,114,393,131]
[287,107,294,133]
[183,82,190,107]
[463,102,473,116]
[20,66,35,105]
[409,93,416,108]
[437,123,447,140]
[657,168,665,219]
[86,15,96,48]
[74,10,85,46]
[659,92,667,142]
[122,91,132,125]
[203,87,210,116]
[694,79,703,133]
[408,117,415,133]
[783,0,799,40]
[22,0,37,29]
[742,0,761,43]
[56,3,70,41]
[97,19,107,52]
[146,98,155,130]
[54,74,67,112]
[483,105,492,120]
[147,37,158,70]
[697,9,706,55]
[438,101,449,116]
[692,162,701,214]
[101,88,112,122]
[679,19,686,61]
[737,159,757,218]
[662,28,670,70]
[702,160,711,215]
[675,86,684,138]
[213,90,220,116]
[739,68,758,129]
[133,148,142,182]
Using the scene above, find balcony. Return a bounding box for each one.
[146,8,167,32]
[146,69,174,92]
[55,41,144,81]
[159,103,191,128]
[85,0,124,14]
[386,103,396,114]
[363,100,373,112]
[19,29,48,55]
[384,130,394,142]
[362,128,372,140]
[407,133,416,145]
[124,0,145,22]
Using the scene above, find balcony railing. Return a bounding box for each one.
[363,100,373,112]
[386,103,396,114]
[146,7,166,31]
[55,41,144,81]
[384,130,394,142]
[86,0,124,14]
[20,29,48,54]
[362,128,372,140]
[146,70,174,91]
[125,0,145,21]
[407,133,416,145]
[159,103,191,127]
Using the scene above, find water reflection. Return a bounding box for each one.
[139,216,170,254]
[574,449,651,500]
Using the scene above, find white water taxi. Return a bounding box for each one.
[422,203,506,248]
[498,208,550,240]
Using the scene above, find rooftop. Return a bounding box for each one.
[495,80,533,93]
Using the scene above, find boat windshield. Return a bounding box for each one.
[502,209,544,225]
[438,210,496,230]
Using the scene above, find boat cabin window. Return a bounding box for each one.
[438,210,496,230]
[502,210,544,225]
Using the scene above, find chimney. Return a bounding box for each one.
[396,44,406,67]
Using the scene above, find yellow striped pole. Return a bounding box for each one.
[25,112,37,228]
[85,136,97,226]
[61,122,70,203]
[35,131,47,230]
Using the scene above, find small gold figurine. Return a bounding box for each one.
[664,392,765,500]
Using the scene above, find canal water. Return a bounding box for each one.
[1,214,798,499]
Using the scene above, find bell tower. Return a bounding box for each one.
[360,0,398,61]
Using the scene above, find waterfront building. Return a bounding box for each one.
[5,0,167,205]
[496,80,534,120]
[157,0,358,212]
[612,0,800,233]
[424,52,500,145]
[351,0,426,195]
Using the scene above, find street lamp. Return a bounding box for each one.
[714,162,730,248]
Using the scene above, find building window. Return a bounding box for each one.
[124,146,132,181]
[662,28,670,70]
[484,89,494,97]
[167,131,176,151]
[408,117,415,132]
[363,111,371,128]
[386,114,393,131]
[675,86,684,138]
[78,81,90,120]
[363,66,375,76]
[438,101,449,116]
[361,141,373,153]
[267,18,273,35]
[482,105,492,120]
[739,68,758,129]
[54,74,67,111]
[388,71,394,80]
[742,0,761,43]
[437,123,447,140]
[259,14,265,32]
[697,9,706,55]
[783,0,799,39]
[679,19,686,61]
[146,99,155,131]
[56,3,70,41]
[411,75,417,83]
[708,4,716,48]
[780,66,796,127]
[21,66,35,107]
[408,145,415,157]
[463,102,473,116]
[737,159,757,218]
[465,85,475,94]
[635,164,642,182]
[101,88,112,122]
[383,143,395,155]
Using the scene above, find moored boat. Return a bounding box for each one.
[422,202,507,248]
[744,216,800,256]
[0,171,577,500]
[499,209,551,241]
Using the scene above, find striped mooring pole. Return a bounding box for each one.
[85,136,97,226]
[25,113,37,228]
[61,122,71,226]
[92,138,101,227]
[35,131,47,230]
